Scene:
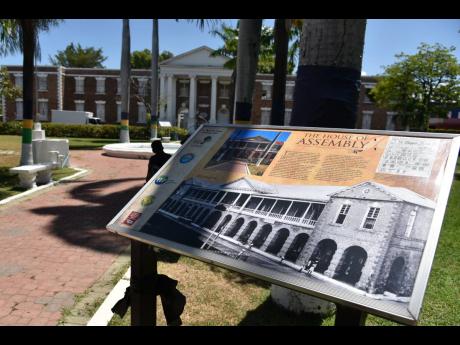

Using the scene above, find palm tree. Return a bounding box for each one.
[120,19,131,143]
[270,19,303,126]
[234,19,262,124]
[290,19,367,128]
[272,18,367,319]
[0,19,61,165]
[270,19,292,126]
[150,19,159,140]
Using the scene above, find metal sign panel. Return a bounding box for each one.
[159,121,172,127]
[107,124,460,325]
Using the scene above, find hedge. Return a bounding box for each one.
[0,121,188,141]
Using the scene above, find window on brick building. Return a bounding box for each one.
[285,84,294,100]
[38,99,48,120]
[261,108,270,125]
[362,207,380,230]
[386,112,397,130]
[15,75,23,90]
[96,78,106,94]
[75,77,85,94]
[15,98,23,119]
[362,111,373,129]
[38,74,47,91]
[284,109,292,126]
[261,83,272,100]
[96,101,105,122]
[75,100,85,112]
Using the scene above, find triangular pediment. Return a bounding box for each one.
[330,181,436,208]
[331,182,401,202]
[160,46,229,68]
[221,177,277,194]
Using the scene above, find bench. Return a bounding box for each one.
[9,163,54,189]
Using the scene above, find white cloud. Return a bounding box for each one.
[361,71,368,76]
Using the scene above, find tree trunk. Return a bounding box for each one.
[273,19,367,317]
[20,19,35,165]
[120,19,131,143]
[270,19,291,126]
[234,19,262,124]
[290,19,367,128]
[150,19,159,140]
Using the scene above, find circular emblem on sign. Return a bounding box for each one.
[180,153,195,164]
[155,176,168,185]
[363,188,370,194]
[141,195,155,206]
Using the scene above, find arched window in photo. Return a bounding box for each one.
[252,224,272,248]
[285,233,309,263]
[266,228,290,255]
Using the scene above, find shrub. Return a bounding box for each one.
[0,121,188,141]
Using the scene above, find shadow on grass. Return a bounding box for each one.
[238,296,326,326]
[208,264,271,288]
[155,249,181,263]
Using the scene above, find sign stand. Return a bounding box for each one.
[334,304,368,326]
[130,240,157,326]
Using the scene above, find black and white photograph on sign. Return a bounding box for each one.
[141,175,435,303]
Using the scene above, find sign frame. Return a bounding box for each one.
[107,124,460,325]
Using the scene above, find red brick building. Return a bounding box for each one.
[2,46,397,131]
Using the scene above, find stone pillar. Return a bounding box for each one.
[210,76,218,124]
[188,74,197,132]
[159,75,166,119]
[167,74,174,123]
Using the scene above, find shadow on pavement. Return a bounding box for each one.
[30,177,144,254]
[238,296,326,326]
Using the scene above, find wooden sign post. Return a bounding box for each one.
[130,240,157,326]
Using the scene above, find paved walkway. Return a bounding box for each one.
[0,150,147,325]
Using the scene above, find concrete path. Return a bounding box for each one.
[0,150,147,325]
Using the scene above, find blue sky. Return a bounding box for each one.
[0,19,458,76]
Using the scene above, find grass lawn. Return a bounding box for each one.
[109,175,460,326]
[0,135,80,200]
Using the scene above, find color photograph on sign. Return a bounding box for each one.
[107,125,459,325]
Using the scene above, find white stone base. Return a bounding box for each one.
[270,285,335,316]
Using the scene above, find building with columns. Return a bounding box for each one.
[2,45,400,131]
[152,176,435,299]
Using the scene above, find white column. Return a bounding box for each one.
[188,74,197,132]
[167,74,174,123]
[210,76,217,124]
[159,75,166,119]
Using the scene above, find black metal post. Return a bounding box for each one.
[130,240,157,326]
[334,304,367,326]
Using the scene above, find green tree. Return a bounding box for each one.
[0,19,62,165]
[159,50,173,62]
[0,67,21,101]
[49,43,107,68]
[130,49,174,69]
[211,23,299,74]
[371,43,460,131]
